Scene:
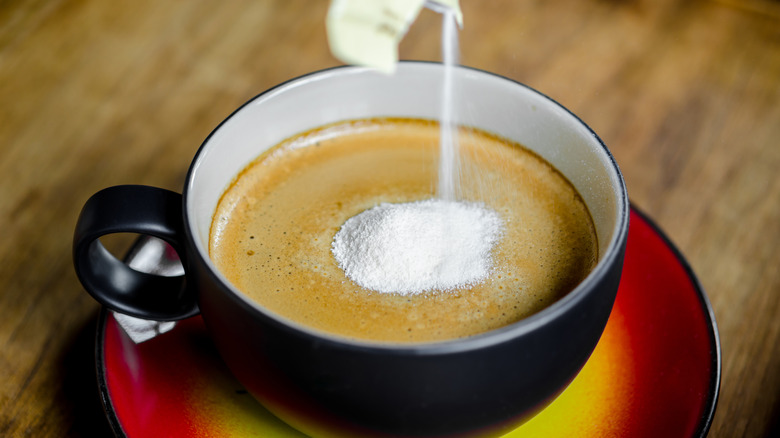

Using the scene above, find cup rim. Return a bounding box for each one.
[182,61,630,354]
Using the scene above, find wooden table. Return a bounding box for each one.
[1,0,777,436]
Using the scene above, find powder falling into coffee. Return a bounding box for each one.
[332,199,503,295]
[433,2,461,201]
[327,2,502,295]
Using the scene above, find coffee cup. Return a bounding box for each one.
[74,62,629,437]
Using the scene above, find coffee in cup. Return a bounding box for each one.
[210,117,598,343]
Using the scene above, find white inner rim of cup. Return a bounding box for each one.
[186,63,628,345]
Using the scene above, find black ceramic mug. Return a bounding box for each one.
[74,62,629,437]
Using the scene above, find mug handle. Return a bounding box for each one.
[73,185,199,321]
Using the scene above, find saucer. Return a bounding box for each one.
[95,207,720,437]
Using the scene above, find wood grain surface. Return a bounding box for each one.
[1,0,778,436]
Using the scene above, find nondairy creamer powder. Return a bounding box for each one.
[331,199,503,295]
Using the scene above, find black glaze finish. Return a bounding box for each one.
[73,185,199,321]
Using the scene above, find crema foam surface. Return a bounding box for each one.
[210,119,597,343]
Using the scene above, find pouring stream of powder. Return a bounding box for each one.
[332,199,503,295]
[329,4,499,295]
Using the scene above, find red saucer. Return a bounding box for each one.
[96,207,720,437]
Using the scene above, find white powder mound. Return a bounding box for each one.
[331,199,503,295]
